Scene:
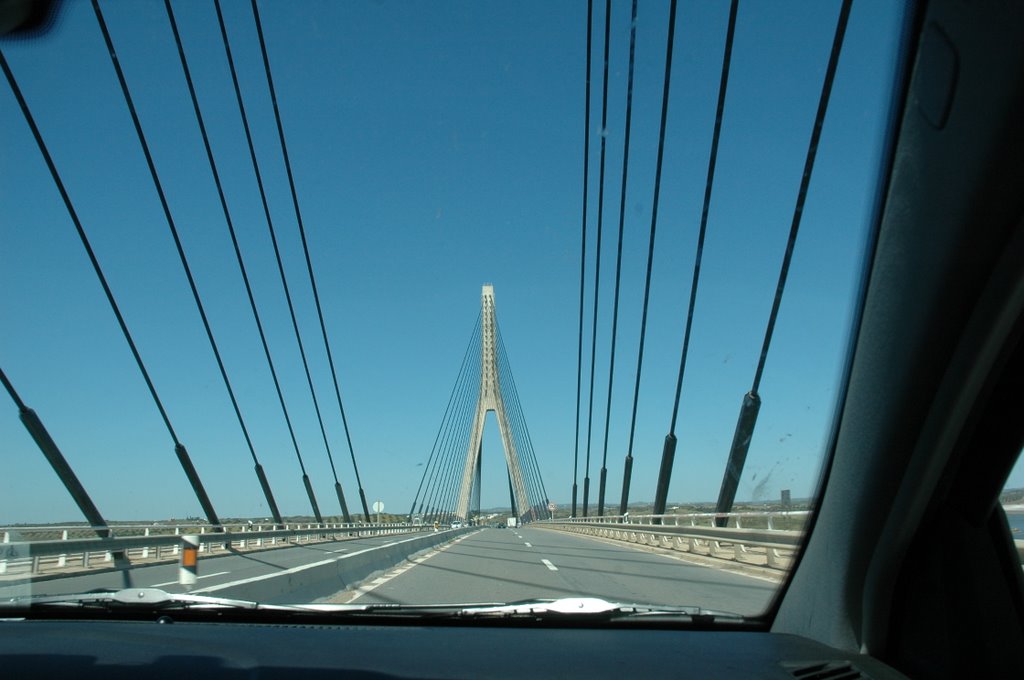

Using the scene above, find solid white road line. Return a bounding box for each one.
[541,559,558,571]
[194,533,433,594]
[344,532,476,603]
[150,571,229,588]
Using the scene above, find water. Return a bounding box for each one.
[1004,511,1024,537]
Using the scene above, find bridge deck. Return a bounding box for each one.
[342,526,776,616]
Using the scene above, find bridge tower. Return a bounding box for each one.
[454,285,534,522]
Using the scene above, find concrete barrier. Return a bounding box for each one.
[0,523,427,578]
[193,528,473,604]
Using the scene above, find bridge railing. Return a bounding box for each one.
[0,522,429,578]
[536,511,809,571]
[539,512,1024,569]
[546,510,810,530]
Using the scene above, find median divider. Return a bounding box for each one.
[0,522,426,580]
[194,528,474,604]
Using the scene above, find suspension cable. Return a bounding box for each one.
[572,0,594,519]
[713,0,852,524]
[650,0,737,518]
[410,316,480,519]
[213,0,334,521]
[582,0,613,518]
[248,0,372,522]
[497,326,549,516]
[1,367,111,536]
[424,330,480,520]
[432,375,478,521]
[597,0,638,516]
[667,0,738,436]
[163,0,297,525]
[2,33,221,528]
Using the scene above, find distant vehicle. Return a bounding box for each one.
[506,518,517,528]
[450,521,463,529]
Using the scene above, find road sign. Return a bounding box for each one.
[372,500,384,513]
[547,502,556,511]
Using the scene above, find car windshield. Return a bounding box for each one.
[2,0,909,619]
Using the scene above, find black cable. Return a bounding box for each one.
[96,0,292,522]
[1,38,221,528]
[498,373,537,516]
[424,336,479,520]
[2,367,111,536]
[1,51,176,446]
[423,344,477,518]
[410,316,479,518]
[501,348,543,519]
[572,0,594,519]
[583,0,613,518]
[667,0,737,435]
[248,0,371,522]
[438,374,481,519]
[214,0,335,521]
[497,328,549,516]
[94,0,261,464]
[410,316,479,519]
[495,326,543,508]
[750,0,850,393]
[164,0,298,526]
[0,368,26,411]
[650,0,736,519]
[597,0,638,516]
[712,0,851,524]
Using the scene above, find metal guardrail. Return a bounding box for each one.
[0,522,429,577]
[550,510,811,530]
[538,512,808,570]
[544,513,1024,568]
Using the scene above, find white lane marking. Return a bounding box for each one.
[541,559,558,571]
[150,571,229,588]
[524,542,532,547]
[341,532,476,603]
[329,548,349,553]
[194,533,436,594]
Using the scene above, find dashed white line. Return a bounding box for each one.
[524,542,532,547]
[150,571,229,588]
[541,559,558,571]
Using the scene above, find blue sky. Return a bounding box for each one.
[1,0,968,525]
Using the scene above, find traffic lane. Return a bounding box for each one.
[0,531,428,599]
[352,527,573,605]
[352,527,776,615]
[519,527,777,615]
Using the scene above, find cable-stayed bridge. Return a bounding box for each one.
[409,285,550,526]
[1,0,870,615]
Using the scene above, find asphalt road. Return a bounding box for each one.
[4,528,779,615]
[351,526,778,615]
[0,532,418,600]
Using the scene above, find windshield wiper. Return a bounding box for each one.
[1,588,303,613]
[2,592,744,624]
[300,597,744,623]
[455,597,744,623]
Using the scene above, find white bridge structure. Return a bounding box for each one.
[410,285,549,525]
[455,286,534,521]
